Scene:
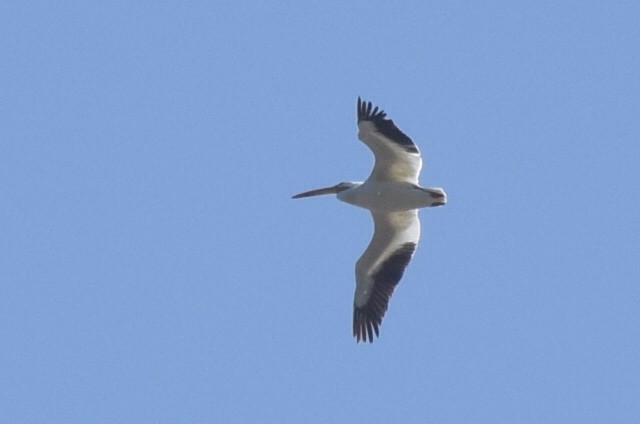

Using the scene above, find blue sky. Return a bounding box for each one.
[2,1,639,422]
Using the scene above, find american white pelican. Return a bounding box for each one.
[293,98,446,343]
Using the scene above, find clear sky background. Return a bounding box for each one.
[2,1,639,423]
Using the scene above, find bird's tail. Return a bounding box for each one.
[421,187,446,207]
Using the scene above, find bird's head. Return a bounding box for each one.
[292,182,357,199]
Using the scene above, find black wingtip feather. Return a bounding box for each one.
[356,98,418,154]
[353,242,417,343]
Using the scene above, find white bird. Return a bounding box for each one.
[293,98,446,343]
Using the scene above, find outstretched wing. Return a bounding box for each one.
[353,210,420,343]
[357,97,423,184]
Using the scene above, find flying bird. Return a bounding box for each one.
[292,98,446,343]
